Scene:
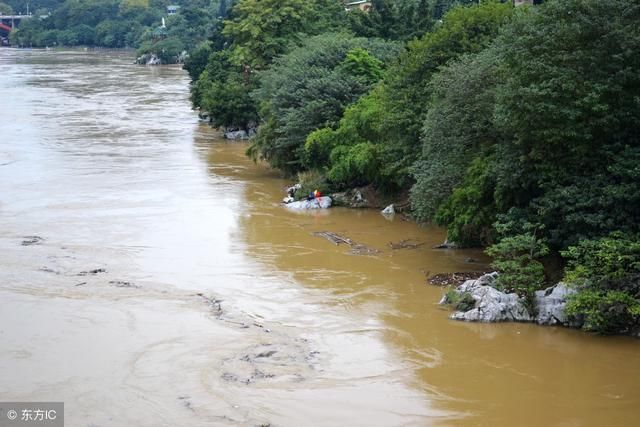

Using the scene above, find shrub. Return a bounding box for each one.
[566,290,640,335]
[327,143,379,189]
[562,232,640,289]
[434,155,498,247]
[485,222,549,312]
[304,128,337,171]
[296,170,331,200]
[443,290,476,312]
[563,233,640,334]
[456,292,476,312]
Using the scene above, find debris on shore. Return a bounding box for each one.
[427,271,488,287]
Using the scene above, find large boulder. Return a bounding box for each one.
[381,204,395,217]
[534,284,576,326]
[330,189,369,208]
[283,196,332,210]
[441,273,532,322]
[136,53,162,65]
[223,123,258,140]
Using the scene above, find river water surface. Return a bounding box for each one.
[1,49,639,427]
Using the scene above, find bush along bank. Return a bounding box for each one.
[441,232,640,337]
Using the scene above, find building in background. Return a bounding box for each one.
[345,1,372,12]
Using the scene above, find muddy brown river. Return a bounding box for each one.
[0,49,639,427]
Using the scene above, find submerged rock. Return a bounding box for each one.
[284,196,332,210]
[21,235,44,246]
[433,239,458,249]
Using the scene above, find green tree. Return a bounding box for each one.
[304,86,390,188]
[309,1,513,191]
[0,2,13,14]
[434,155,498,246]
[222,0,346,69]
[184,41,212,81]
[57,28,78,45]
[222,0,313,69]
[563,233,640,334]
[411,48,503,223]
[348,0,435,41]
[192,50,257,129]
[485,221,550,312]
[338,47,384,84]
[248,33,400,174]
[71,23,95,44]
[9,17,49,46]
[119,0,148,13]
[491,0,640,249]
[376,0,513,187]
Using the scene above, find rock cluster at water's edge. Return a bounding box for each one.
[440,272,532,322]
[223,123,258,140]
[136,53,161,65]
[330,189,370,208]
[440,272,576,326]
[135,51,188,66]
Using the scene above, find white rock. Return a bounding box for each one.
[381,204,395,216]
[446,273,532,322]
[285,183,301,197]
[534,284,575,325]
[283,196,332,210]
[224,130,249,140]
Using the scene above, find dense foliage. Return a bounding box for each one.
[486,221,550,311]
[248,33,400,174]
[297,1,513,193]
[428,0,638,333]
[184,0,640,334]
[563,233,640,334]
